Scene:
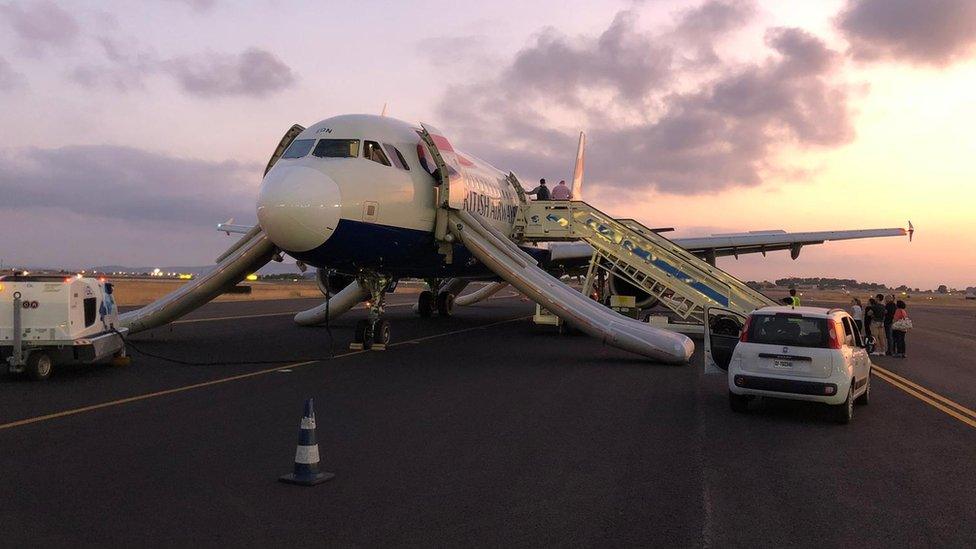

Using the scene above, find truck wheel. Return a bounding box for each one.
[26,352,53,381]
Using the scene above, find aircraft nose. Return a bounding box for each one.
[256,165,342,253]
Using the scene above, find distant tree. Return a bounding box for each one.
[937,285,948,294]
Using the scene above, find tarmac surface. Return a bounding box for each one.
[1,294,974,547]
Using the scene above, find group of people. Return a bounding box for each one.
[526,178,572,200]
[850,294,912,358]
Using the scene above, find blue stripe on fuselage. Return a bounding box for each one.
[285,218,549,278]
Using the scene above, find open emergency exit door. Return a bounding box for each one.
[703,306,748,375]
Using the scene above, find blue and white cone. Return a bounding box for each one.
[279,398,334,486]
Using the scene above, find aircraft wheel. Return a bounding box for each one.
[26,351,53,381]
[436,292,455,317]
[417,291,434,318]
[374,319,391,346]
[354,319,372,350]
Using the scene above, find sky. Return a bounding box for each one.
[1,0,974,289]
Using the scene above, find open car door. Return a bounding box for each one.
[704,306,749,375]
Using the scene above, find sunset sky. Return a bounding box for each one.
[1,0,973,289]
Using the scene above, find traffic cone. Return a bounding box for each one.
[279,398,334,486]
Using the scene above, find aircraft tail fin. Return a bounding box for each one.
[571,131,585,200]
[381,102,388,117]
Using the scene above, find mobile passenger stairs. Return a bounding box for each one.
[511,200,777,370]
[416,123,775,366]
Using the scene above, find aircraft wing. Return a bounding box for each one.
[674,226,911,260]
[217,222,255,235]
[549,225,912,263]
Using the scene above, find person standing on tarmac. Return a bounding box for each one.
[550,179,572,200]
[851,297,864,333]
[884,294,897,356]
[526,178,550,200]
[788,288,800,307]
[869,297,887,356]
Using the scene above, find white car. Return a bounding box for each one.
[722,306,872,423]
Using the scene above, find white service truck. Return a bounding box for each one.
[1,275,128,380]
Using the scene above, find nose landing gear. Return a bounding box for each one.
[351,273,393,351]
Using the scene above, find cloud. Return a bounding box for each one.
[507,10,673,105]
[672,0,756,66]
[0,56,26,90]
[436,8,853,195]
[0,145,259,225]
[164,48,296,98]
[837,0,976,66]
[70,42,297,98]
[165,0,217,11]
[68,37,157,92]
[0,0,79,55]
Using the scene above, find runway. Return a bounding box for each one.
[0,294,973,546]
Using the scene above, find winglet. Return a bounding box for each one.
[908,220,914,242]
[571,131,585,200]
[381,102,388,117]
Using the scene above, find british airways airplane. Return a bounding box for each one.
[121,113,910,363]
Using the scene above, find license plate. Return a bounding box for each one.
[773,359,793,368]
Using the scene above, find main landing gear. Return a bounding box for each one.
[351,274,393,351]
[416,279,455,318]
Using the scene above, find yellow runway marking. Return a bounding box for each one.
[872,366,976,430]
[0,316,529,432]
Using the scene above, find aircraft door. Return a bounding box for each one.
[417,123,467,210]
[704,307,748,375]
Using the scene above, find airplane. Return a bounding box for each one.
[119,113,911,363]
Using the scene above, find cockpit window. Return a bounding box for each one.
[363,141,391,166]
[383,143,410,171]
[282,139,315,159]
[313,139,360,158]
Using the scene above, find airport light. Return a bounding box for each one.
[246,274,259,281]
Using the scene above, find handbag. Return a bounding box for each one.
[892,317,913,331]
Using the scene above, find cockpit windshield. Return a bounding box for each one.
[313,139,360,158]
[281,139,315,159]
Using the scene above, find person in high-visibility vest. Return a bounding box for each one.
[789,288,800,307]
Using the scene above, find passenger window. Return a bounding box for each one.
[841,317,856,347]
[282,139,315,159]
[383,144,410,171]
[847,317,863,347]
[363,141,391,166]
[313,139,360,158]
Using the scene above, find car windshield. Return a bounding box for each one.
[313,139,360,158]
[281,139,315,159]
[748,313,829,348]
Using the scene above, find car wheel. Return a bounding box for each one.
[26,352,53,381]
[729,391,750,413]
[855,376,870,406]
[832,381,854,424]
